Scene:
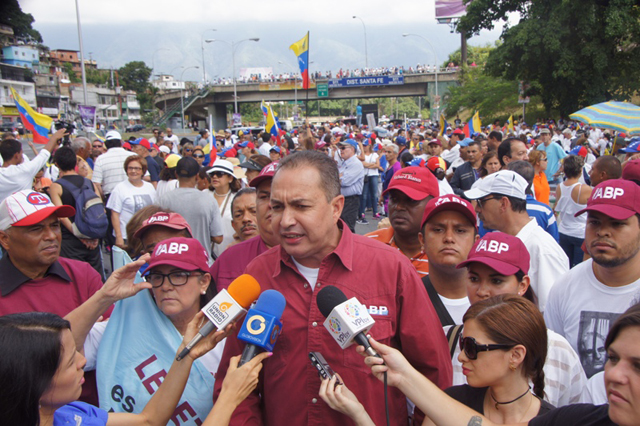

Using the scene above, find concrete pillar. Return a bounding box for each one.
[208,102,228,131]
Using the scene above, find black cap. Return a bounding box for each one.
[176,157,199,178]
[316,285,348,318]
[238,159,263,172]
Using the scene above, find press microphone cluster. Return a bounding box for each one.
[177,274,261,361]
[238,289,287,366]
[316,285,379,357]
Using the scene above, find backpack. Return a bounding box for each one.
[56,177,109,239]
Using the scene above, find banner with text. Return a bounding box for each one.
[328,76,404,88]
[78,105,97,130]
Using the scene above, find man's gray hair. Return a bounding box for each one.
[70,137,90,154]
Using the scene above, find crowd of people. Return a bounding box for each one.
[0,112,639,425]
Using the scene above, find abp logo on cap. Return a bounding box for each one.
[591,186,624,201]
[26,192,50,205]
[475,239,510,255]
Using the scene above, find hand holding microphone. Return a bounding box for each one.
[316,285,379,357]
[177,274,261,361]
[237,289,286,366]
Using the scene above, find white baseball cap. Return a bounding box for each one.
[464,170,528,201]
[159,145,171,154]
[0,190,75,230]
[105,130,122,141]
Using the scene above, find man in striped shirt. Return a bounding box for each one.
[365,166,439,277]
[91,131,136,198]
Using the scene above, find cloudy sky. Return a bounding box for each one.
[20,0,507,82]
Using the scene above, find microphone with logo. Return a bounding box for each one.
[316,285,379,357]
[176,274,261,361]
[238,289,286,366]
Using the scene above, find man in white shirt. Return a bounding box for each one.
[465,170,569,311]
[164,127,180,154]
[545,179,640,378]
[0,128,65,204]
[91,131,136,198]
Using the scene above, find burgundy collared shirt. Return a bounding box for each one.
[213,222,452,426]
[210,235,269,293]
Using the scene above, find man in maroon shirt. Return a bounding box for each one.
[0,189,106,405]
[210,162,281,292]
[213,151,452,425]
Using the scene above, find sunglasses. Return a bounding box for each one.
[210,171,230,178]
[476,195,503,208]
[194,154,205,158]
[459,336,514,360]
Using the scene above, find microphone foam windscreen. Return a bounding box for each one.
[316,285,348,318]
[228,274,261,308]
[254,289,287,319]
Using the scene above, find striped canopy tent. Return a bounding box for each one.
[569,101,640,135]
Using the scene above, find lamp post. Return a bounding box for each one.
[212,38,260,115]
[74,0,88,106]
[201,29,217,84]
[180,66,199,130]
[403,33,439,118]
[352,16,369,69]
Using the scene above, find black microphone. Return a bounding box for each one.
[316,285,379,357]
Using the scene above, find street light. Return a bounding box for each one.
[201,28,217,83]
[212,38,260,115]
[403,33,439,118]
[180,65,199,130]
[353,16,369,69]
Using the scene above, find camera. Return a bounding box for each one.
[54,121,75,146]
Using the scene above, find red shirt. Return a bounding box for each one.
[213,222,452,426]
[210,235,269,293]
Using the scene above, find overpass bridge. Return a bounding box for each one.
[154,70,460,129]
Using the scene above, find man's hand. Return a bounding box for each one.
[44,128,68,152]
[80,239,99,250]
[98,253,151,304]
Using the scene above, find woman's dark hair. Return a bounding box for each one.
[479,151,499,178]
[463,294,548,399]
[605,302,640,351]
[229,175,242,192]
[563,155,584,179]
[198,166,212,182]
[0,312,70,426]
[53,147,77,172]
[399,151,414,167]
[159,166,177,181]
[512,270,539,306]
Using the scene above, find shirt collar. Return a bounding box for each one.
[0,255,71,297]
[274,220,354,278]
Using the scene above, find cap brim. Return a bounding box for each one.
[141,258,203,276]
[457,257,521,276]
[422,202,477,229]
[382,186,431,201]
[464,187,491,200]
[238,161,262,171]
[574,205,636,220]
[133,221,190,239]
[249,174,273,188]
[12,205,76,227]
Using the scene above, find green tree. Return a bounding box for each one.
[441,43,496,68]
[457,0,640,115]
[118,61,152,93]
[62,62,81,84]
[0,0,42,42]
[86,68,111,86]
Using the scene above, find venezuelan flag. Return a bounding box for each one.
[506,115,514,133]
[289,33,309,89]
[10,87,53,144]
[438,113,448,137]
[261,100,280,137]
[463,111,481,138]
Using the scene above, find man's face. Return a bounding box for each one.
[480,139,488,155]
[509,141,529,163]
[585,212,640,268]
[384,147,397,162]
[269,151,280,162]
[231,192,258,242]
[256,179,279,247]
[487,137,500,152]
[140,227,187,255]
[589,161,605,187]
[459,146,468,162]
[0,216,61,269]
[388,190,432,238]
[411,134,420,146]
[421,210,476,269]
[92,141,104,156]
[541,133,550,145]
[428,143,442,157]
[466,145,480,164]
[270,167,342,268]
[131,145,145,157]
[474,194,504,230]
[166,128,173,136]
[339,145,355,160]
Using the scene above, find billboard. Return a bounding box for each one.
[435,0,468,19]
[328,76,404,89]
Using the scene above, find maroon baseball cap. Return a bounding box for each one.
[141,237,209,275]
[133,212,193,239]
[622,159,640,183]
[315,141,327,150]
[453,128,464,135]
[427,139,441,146]
[249,161,278,188]
[421,195,477,229]
[382,166,439,200]
[575,179,640,220]
[457,232,530,276]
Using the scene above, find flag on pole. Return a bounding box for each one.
[506,115,514,133]
[463,111,482,138]
[438,113,448,137]
[261,100,280,136]
[10,87,53,144]
[289,33,309,89]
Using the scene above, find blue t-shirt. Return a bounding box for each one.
[54,401,108,426]
[537,143,567,182]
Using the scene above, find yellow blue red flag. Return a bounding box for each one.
[289,33,309,89]
[10,87,52,144]
[261,100,280,137]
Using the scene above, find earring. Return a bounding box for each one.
[509,364,516,372]
[201,290,206,295]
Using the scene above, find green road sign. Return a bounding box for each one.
[317,83,329,98]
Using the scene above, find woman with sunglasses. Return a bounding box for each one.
[193,147,206,166]
[182,142,195,157]
[207,159,242,256]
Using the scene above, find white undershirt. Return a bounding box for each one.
[437,295,470,324]
[292,258,319,290]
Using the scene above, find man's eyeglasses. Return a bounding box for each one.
[476,195,503,208]
[459,336,514,360]
[144,271,203,288]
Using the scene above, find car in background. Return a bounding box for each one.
[126,124,145,132]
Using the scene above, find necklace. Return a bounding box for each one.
[490,386,531,410]
[214,189,231,197]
